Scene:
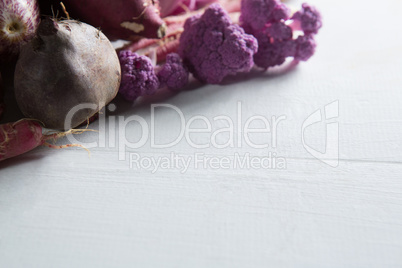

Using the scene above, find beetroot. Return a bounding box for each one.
[0,0,40,63]
[39,0,166,40]
[14,18,121,130]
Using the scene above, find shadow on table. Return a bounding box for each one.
[0,154,45,170]
[0,59,299,166]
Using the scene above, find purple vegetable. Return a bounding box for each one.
[157,53,189,91]
[39,0,166,39]
[291,3,322,35]
[252,27,296,69]
[240,0,290,33]
[0,0,40,63]
[178,3,258,84]
[240,0,322,69]
[118,50,160,101]
[265,22,293,41]
[118,50,190,100]
[294,34,316,61]
[159,0,217,17]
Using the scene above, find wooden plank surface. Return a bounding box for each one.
[1,0,402,267]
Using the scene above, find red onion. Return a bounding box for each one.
[0,0,40,62]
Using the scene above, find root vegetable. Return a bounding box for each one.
[119,4,242,63]
[39,0,166,39]
[14,18,121,130]
[0,0,40,63]
[0,119,88,162]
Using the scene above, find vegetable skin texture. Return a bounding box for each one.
[118,50,160,101]
[178,3,258,84]
[0,119,87,161]
[0,0,40,62]
[40,0,166,40]
[14,18,121,130]
[0,119,43,161]
[157,53,189,91]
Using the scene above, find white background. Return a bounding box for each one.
[1,0,402,267]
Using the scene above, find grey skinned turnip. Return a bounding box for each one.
[14,18,121,130]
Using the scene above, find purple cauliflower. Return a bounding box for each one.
[157,53,189,91]
[253,26,296,68]
[294,35,316,61]
[291,3,322,35]
[118,50,160,101]
[178,3,258,84]
[240,0,322,69]
[253,32,316,68]
[240,0,290,33]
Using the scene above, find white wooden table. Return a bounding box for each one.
[1,0,402,267]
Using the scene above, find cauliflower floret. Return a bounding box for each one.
[178,3,258,84]
[241,0,322,69]
[240,0,290,33]
[118,50,160,101]
[157,53,189,91]
[291,3,322,35]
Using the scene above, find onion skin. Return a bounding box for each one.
[0,0,40,63]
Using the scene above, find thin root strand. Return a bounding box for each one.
[42,142,91,157]
[60,2,70,20]
[44,128,98,142]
